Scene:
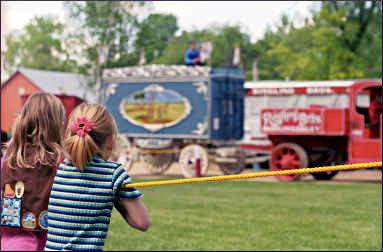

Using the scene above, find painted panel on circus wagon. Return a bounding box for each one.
[102,66,245,140]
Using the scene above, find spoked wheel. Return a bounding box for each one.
[179,145,209,178]
[271,143,308,182]
[311,170,338,180]
[141,149,175,175]
[111,135,133,172]
[217,148,246,175]
[310,149,339,180]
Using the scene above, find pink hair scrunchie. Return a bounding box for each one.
[71,117,93,137]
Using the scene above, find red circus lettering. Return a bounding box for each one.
[262,110,322,132]
[306,87,334,94]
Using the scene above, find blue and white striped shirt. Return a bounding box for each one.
[45,156,142,251]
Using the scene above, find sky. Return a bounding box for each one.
[2,1,319,43]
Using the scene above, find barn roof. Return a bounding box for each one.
[2,68,98,104]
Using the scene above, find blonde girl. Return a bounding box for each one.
[1,92,66,251]
[45,103,150,251]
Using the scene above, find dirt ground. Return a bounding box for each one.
[128,161,382,184]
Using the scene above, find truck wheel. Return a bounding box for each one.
[311,171,338,180]
[271,143,308,182]
[141,150,175,175]
[111,135,133,172]
[309,149,339,180]
[259,160,269,169]
[179,145,209,178]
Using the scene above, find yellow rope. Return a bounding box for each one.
[123,161,382,188]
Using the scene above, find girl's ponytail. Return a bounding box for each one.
[64,104,118,171]
[64,133,99,171]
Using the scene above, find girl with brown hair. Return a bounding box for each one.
[1,92,66,251]
[45,103,150,251]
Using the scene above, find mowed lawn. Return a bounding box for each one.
[105,179,382,251]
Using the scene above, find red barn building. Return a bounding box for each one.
[1,68,96,136]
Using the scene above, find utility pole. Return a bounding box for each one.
[96,44,109,105]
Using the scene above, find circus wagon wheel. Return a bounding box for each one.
[178,144,209,178]
[140,148,176,175]
[216,147,247,175]
[111,134,134,172]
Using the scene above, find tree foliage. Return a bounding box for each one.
[320,1,379,53]
[254,1,382,80]
[135,14,179,63]
[252,19,289,80]
[64,1,149,76]
[356,1,382,78]
[211,25,255,70]
[3,16,78,74]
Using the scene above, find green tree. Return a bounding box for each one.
[210,25,256,71]
[319,1,380,53]
[2,16,78,75]
[310,1,381,79]
[252,26,285,80]
[254,2,381,80]
[64,1,150,101]
[135,14,179,64]
[251,15,294,81]
[355,1,382,78]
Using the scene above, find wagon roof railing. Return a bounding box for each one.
[103,65,212,79]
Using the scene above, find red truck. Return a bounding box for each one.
[241,79,382,181]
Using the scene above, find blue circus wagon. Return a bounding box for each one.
[102,65,249,177]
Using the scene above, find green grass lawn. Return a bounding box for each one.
[105,179,382,251]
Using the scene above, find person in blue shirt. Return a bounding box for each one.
[184,41,203,66]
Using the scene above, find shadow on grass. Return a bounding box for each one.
[300,178,382,184]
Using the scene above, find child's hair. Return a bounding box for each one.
[64,103,118,171]
[5,92,66,169]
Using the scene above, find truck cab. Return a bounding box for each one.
[254,79,381,181]
[349,81,382,163]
